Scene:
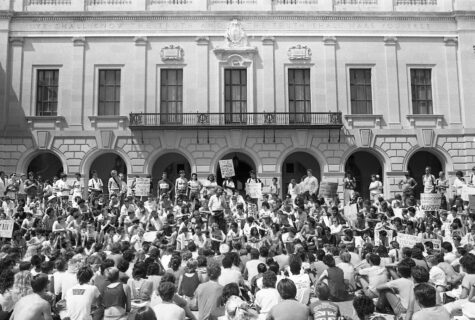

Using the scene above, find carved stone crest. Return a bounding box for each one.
[288,45,312,60]
[160,45,184,61]
[225,19,247,48]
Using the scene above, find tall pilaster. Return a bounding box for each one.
[195,36,210,113]
[444,37,462,126]
[384,36,401,127]
[262,36,275,112]
[7,37,24,129]
[134,36,148,113]
[323,36,338,111]
[70,37,86,129]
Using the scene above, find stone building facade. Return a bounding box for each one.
[1,0,475,199]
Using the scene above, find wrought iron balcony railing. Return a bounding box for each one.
[129,112,343,130]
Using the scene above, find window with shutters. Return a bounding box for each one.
[350,68,372,115]
[160,69,183,124]
[411,68,433,115]
[98,69,121,116]
[36,70,59,116]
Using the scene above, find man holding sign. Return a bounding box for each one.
[303,169,319,198]
[246,170,262,205]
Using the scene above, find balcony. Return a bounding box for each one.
[129,112,343,130]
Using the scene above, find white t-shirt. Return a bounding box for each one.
[65,283,100,320]
[255,288,281,314]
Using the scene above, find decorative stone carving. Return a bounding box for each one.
[214,19,258,62]
[288,45,312,60]
[36,131,51,149]
[323,36,337,46]
[72,37,86,47]
[422,129,434,147]
[383,36,398,46]
[360,129,372,147]
[225,19,247,48]
[160,45,184,61]
[443,37,457,47]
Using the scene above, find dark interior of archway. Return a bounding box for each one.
[27,153,64,180]
[216,153,255,194]
[89,154,127,192]
[407,151,443,199]
[281,152,321,196]
[345,151,382,200]
[151,153,191,195]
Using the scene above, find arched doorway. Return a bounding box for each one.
[27,152,64,180]
[217,152,256,193]
[89,153,127,192]
[345,151,383,200]
[281,152,321,196]
[407,150,443,198]
[151,153,191,195]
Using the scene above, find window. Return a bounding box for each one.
[350,69,372,114]
[36,70,59,116]
[411,69,433,115]
[288,68,311,123]
[98,69,121,116]
[224,69,247,124]
[160,69,183,124]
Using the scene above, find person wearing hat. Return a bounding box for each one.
[398,171,417,207]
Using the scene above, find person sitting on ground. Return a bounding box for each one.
[266,278,309,320]
[152,281,185,320]
[309,283,340,320]
[10,274,53,320]
[412,283,450,320]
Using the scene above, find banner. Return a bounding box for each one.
[319,182,338,199]
[0,220,14,238]
[396,233,422,248]
[420,193,442,211]
[135,178,151,197]
[219,160,235,178]
[374,229,394,247]
[246,183,262,199]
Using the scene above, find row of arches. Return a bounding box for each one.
[26,149,444,199]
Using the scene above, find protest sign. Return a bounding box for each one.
[396,233,422,248]
[0,220,14,238]
[143,231,157,243]
[262,186,271,194]
[247,183,262,199]
[319,182,338,199]
[219,160,235,178]
[427,239,441,251]
[420,193,441,211]
[374,229,394,247]
[462,186,475,202]
[135,177,151,197]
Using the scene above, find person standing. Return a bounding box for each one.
[422,166,436,194]
[72,173,84,200]
[246,170,262,205]
[88,170,103,201]
[157,172,174,200]
[343,171,356,205]
[175,170,189,202]
[436,171,449,210]
[208,187,227,232]
[222,177,235,197]
[303,169,319,199]
[398,172,417,207]
[108,170,122,199]
[0,171,6,199]
[269,177,280,198]
[452,170,466,199]
[24,172,38,206]
[188,173,202,201]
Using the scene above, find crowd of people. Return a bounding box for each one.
[0,165,474,320]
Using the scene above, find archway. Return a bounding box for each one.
[89,153,127,191]
[217,152,256,193]
[27,152,64,180]
[345,151,383,200]
[281,152,321,196]
[151,153,191,194]
[407,150,443,198]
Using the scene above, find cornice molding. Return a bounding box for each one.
[9,37,23,46]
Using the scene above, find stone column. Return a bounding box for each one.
[70,37,86,129]
[384,36,401,127]
[444,37,462,126]
[323,36,338,111]
[0,30,9,130]
[7,37,24,129]
[262,36,275,112]
[195,36,209,112]
[134,36,148,113]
